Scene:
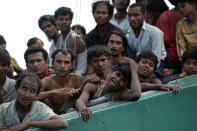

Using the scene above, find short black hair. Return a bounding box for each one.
[54,6,74,20]
[87,45,110,64]
[114,62,131,88]
[129,3,145,14]
[136,51,158,70]
[182,47,197,64]
[51,49,75,64]
[0,47,11,66]
[0,34,6,45]
[71,24,86,36]
[16,72,42,95]
[24,47,48,64]
[27,37,44,48]
[38,15,56,30]
[146,0,169,13]
[92,1,114,18]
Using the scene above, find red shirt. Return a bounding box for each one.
[157,10,182,65]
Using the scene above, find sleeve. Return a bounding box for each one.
[0,105,5,129]
[150,28,167,62]
[176,21,187,59]
[156,13,171,41]
[38,102,56,121]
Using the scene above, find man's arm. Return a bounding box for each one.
[8,115,67,130]
[75,83,96,122]
[115,61,141,101]
[141,83,180,93]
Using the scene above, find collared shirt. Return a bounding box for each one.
[176,18,197,59]
[85,23,122,49]
[110,15,131,35]
[157,10,182,65]
[126,21,166,64]
[2,76,16,103]
[0,100,56,128]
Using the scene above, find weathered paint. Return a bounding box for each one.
[30,74,197,131]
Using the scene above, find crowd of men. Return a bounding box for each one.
[0,0,197,130]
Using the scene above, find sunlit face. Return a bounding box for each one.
[128,7,144,29]
[90,55,109,74]
[17,77,38,107]
[53,52,73,76]
[56,15,72,32]
[27,52,47,75]
[72,28,85,40]
[41,21,58,40]
[113,0,130,11]
[107,71,128,91]
[108,34,125,56]
[182,59,197,76]
[178,2,195,17]
[93,3,110,25]
[137,58,155,78]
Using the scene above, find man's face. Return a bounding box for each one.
[93,3,110,25]
[137,58,155,78]
[27,52,47,75]
[128,7,144,30]
[41,21,58,40]
[0,63,9,78]
[178,2,195,17]
[113,0,130,11]
[107,71,128,91]
[53,52,73,76]
[108,34,125,56]
[17,77,38,107]
[183,59,197,76]
[90,55,109,74]
[56,15,72,32]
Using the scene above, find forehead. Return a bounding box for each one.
[57,15,71,19]
[41,21,54,27]
[20,77,38,89]
[27,52,44,60]
[54,52,72,61]
[128,6,143,14]
[184,58,197,63]
[91,55,109,61]
[109,34,123,41]
[139,58,155,63]
[95,3,108,12]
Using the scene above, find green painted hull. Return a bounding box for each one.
[30,74,197,131]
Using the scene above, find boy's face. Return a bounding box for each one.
[178,2,195,17]
[107,71,128,91]
[137,58,155,78]
[108,34,125,56]
[183,59,197,76]
[90,55,109,74]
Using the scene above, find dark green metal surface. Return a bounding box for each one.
[30,74,197,131]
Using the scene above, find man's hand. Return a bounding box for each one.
[66,88,82,98]
[84,74,101,84]
[159,85,181,94]
[78,107,92,122]
[8,122,29,131]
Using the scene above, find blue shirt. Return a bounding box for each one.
[126,21,166,64]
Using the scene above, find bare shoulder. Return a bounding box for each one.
[69,73,84,87]
[41,74,56,90]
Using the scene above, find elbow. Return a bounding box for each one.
[129,93,141,101]
[59,119,68,128]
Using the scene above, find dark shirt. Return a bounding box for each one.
[85,23,122,49]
